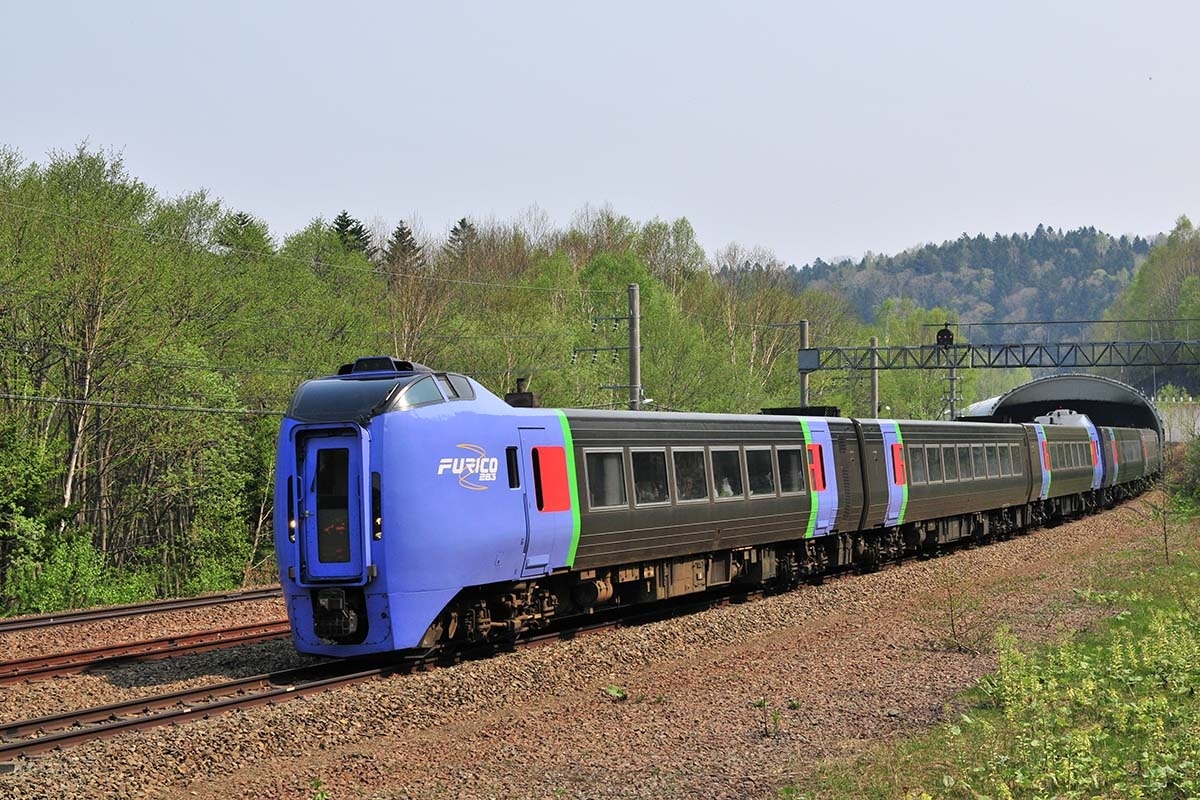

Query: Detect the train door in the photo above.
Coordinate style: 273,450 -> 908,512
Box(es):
299,434 -> 367,582
877,420 -> 908,527
517,427 -> 574,578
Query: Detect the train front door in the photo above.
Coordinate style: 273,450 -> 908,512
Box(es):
299,434 -> 366,582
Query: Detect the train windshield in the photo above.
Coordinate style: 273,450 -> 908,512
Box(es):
287,376 -> 421,422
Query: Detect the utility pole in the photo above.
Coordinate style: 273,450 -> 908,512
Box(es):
573,283 -> 643,410
800,319 -> 810,407
869,336 -> 879,416
628,283 -> 641,411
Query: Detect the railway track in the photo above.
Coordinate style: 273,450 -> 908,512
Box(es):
0,587 -> 281,634
0,660 -> 388,761
0,592 -> 748,762
0,519 -> 1094,764
0,620 -> 291,684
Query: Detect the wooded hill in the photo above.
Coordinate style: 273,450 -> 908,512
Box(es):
785,226 -> 1154,338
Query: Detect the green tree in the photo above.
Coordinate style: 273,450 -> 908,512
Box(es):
444,217 -> 479,270
331,210 -> 372,256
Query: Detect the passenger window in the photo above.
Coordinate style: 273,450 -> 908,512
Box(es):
908,445 -> 927,484
986,445 -> 1000,477
395,376 -> 444,409
942,445 -> 958,481
807,444 -> 827,492
746,448 -> 776,497
972,444 -> 987,478
585,450 -> 626,509
958,445 -> 973,480
673,449 -> 709,502
712,448 -> 744,499
999,444 -> 1013,476
890,443 -> 907,485
1010,444 -> 1023,475
926,445 -> 943,482
631,450 -> 670,505
778,448 -> 806,494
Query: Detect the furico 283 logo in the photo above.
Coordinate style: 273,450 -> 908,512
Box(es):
436,444 -> 499,490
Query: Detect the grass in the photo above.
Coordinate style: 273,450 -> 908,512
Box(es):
785,528 -> 1200,799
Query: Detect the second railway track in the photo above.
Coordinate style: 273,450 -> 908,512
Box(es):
0,620 -> 292,684
0,587 -> 282,634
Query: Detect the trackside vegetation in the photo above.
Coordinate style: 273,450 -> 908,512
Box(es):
785,529 -> 1200,799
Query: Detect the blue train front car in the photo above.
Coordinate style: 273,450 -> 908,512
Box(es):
274,357 -> 576,657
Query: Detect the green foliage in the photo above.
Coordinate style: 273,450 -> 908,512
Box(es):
2,524 -> 153,613
331,209 -> 371,256
603,684 -> 628,701
788,547 -> 1200,800
1103,215 -> 1200,392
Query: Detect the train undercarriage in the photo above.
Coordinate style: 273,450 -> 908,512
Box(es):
313,477 -> 1156,651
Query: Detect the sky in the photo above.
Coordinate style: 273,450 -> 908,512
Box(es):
4,1 -> 1199,266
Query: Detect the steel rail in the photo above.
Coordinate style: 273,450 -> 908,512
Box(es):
0,620 -> 291,684
0,662 -> 389,761
0,588 -> 282,634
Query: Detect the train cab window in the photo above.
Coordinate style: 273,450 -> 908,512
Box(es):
447,374 -> 476,400
585,450 -> 627,509
942,445 -> 958,481
908,445 -> 927,484
394,376 -> 444,410
926,445 -> 943,483
986,445 -> 1000,477
746,448 -> 776,497
999,444 -> 1013,476
890,443 -> 907,485
712,448 -> 744,499
673,449 -> 709,502
631,450 -> 670,506
778,447 -> 807,494
807,444 -> 827,493
972,444 -> 987,478
958,445 -> 973,481
315,448 -> 351,564
1010,444 -> 1023,475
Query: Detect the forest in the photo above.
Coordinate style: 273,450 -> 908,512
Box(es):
787,225 -> 1153,335
0,144 -> 1187,613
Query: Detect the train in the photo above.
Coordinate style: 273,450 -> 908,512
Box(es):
273,356 -> 1161,658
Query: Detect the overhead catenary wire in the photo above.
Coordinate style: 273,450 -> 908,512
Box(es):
0,392 -> 282,416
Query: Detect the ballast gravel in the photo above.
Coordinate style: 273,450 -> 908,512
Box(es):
0,499 -> 1174,800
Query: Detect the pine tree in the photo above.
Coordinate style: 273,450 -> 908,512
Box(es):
331,210 -> 372,256
443,217 -> 478,268
384,221 -> 425,270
